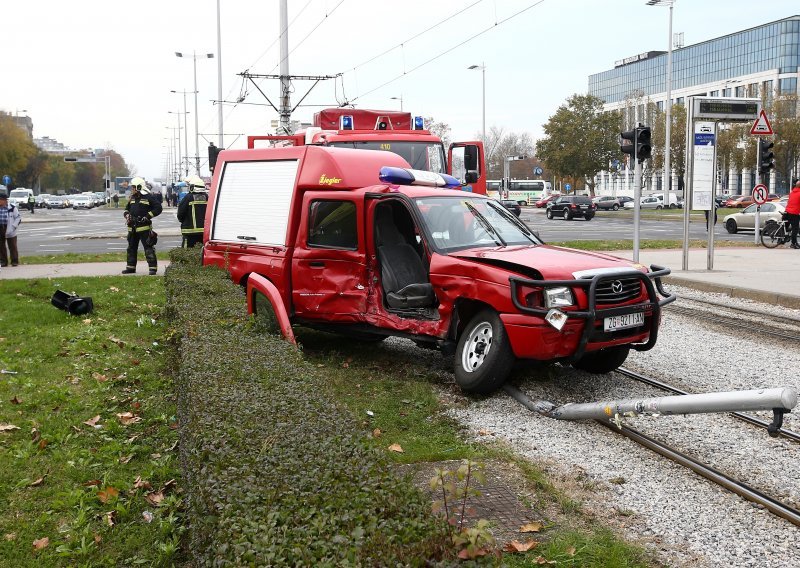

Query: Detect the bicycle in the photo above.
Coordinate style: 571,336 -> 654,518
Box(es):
761,214 -> 792,248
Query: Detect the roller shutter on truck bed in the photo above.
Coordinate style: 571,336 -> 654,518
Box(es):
212,159 -> 300,245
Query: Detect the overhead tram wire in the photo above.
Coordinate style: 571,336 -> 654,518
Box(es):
348,0 -> 546,104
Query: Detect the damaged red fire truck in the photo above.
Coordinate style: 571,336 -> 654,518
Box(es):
201,110 -> 677,394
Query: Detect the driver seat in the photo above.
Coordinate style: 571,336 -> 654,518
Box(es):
374,206 -> 435,309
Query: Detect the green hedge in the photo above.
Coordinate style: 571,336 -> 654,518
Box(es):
165,249 -> 449,566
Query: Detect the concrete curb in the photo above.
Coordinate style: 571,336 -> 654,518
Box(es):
664,275 -> 800,310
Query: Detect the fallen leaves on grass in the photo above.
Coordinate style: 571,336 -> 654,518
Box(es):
104,511 -> 115,527
0,424 -> 20,432
144,491 -> 164,506
4,533 -> 16,541
387,443 -> 404,453
29,476 -> 46,487
519,521 -> 544,533
132,476 -> 152,491
92,372 -> 108,383
97,486 -> 119,504
503,539 -> 538,553
108,336 -> 126,348
10,395 -> 22,405
372,428 -> 381,438
32,537 -> 49,550
83,415 -> 102,428
116,412 -> 141,426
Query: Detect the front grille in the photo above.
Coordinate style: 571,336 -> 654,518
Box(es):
595,277 -> 642,304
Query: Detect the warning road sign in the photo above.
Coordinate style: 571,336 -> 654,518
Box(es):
750,110 -> 773,135
752,184 -> 768,205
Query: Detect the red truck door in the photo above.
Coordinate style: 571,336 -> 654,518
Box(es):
291,193 -> 369,319
448,141 -> 486,195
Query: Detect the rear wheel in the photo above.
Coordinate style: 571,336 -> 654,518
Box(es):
572,346 -> 630,374
584,214 -> 595,221
546,209 -> 554,220
454,309 -> 514,394
612,204 -> 619,211
725,219 -> 738,234
656,205 -> 663,210
761,221 -> 782,248
565,209 -> 573,220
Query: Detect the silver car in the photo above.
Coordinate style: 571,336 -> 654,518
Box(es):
623,196 -> 664,210
723,202 -> 786,233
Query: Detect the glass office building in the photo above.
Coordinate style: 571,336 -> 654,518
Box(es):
588,16 -> 800,195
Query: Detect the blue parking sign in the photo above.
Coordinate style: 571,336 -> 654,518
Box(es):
2,175 -> 11,186
565,183 -> 571,192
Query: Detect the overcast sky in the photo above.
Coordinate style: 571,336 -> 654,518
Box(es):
4,0 -> 797,181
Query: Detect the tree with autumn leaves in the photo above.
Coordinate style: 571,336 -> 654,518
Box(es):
0,113 -> 132,192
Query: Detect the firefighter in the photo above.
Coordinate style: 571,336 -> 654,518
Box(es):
176,175 -> 208,248
122,177 -> 162,275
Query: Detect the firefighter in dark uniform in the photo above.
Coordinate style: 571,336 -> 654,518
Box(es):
176,175 -> 208,248
122,177 -> 162,275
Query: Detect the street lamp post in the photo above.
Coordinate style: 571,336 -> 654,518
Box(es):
216,0 -> 224,148
176,51 -> 214,176
171,90 -> 193,177
168,111 -> 185,180
390,95 -> 403,111
468,63 -> 486,142
647,0 -> 675,206
504,155 -> 527,199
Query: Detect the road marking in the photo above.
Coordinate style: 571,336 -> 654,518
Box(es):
39,249 -> 65,252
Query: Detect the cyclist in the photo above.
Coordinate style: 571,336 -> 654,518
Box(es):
787,178 -> 800,249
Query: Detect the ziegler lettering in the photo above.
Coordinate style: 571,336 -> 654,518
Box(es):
319,174 -> 342,186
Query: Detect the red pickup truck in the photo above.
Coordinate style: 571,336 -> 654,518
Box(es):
202,145 -> 675,393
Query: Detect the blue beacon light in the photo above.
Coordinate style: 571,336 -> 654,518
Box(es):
379,167 -> 462,189
339,115 -> 354,130
413,116 -> 425,130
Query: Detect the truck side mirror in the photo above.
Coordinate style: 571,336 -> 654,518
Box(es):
208,143 -> 221,174
464,145 -> 478,172
465,171 -> 479,184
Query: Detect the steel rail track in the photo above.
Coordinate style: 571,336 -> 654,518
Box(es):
504,384 -> 800,528
616,367 -> 800,443
667,304 -> 800,342
677,294 -> 800,326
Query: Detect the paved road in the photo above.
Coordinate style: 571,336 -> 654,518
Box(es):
15,206 -> 182,255
14,203 -> 756,257
520,206 -> 756,244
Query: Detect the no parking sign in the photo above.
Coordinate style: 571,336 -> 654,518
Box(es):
752,184 -> 768,205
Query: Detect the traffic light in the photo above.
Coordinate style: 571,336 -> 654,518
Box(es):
758,138 -> 775,175
619,126 -> 651,162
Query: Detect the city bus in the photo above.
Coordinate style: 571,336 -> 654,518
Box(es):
487,179 -> 553,204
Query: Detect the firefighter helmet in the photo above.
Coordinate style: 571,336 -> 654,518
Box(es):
130,177 -> 150,194
185,175 -> 206,190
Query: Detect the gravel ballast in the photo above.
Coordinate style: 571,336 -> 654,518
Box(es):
447,285 -> 800,568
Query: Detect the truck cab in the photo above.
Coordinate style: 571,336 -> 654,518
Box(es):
203,145 -> 675,393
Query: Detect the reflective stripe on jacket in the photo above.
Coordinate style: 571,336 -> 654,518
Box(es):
124,194 -> 163,232
176,191 -> 208,235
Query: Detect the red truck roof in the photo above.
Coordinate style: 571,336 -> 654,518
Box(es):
314,108 -> 412,130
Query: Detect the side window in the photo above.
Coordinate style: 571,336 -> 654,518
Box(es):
307,200 -> 358,249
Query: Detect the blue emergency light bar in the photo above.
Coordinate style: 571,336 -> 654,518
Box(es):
413,116 -> 425,130
379,166 -> 461,189
339,115 -> 354,130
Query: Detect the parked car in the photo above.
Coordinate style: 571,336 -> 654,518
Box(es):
624,196 -> 664,210
499,199 -> 521,217
534,193 -> 560,208
724,195 -> 754,208
616,196 -> 635,207
593,196 -> 621,211
653,194 -> 681,208
723,202 -> 786,233
72,195 -> 94,209
768,193 -> 780,201
546,195 -> 596,220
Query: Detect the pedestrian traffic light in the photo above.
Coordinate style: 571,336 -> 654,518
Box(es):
636,126 -> 652,161
758,138 -> 775,175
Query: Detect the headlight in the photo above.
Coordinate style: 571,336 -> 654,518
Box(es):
544,286 -> 574,308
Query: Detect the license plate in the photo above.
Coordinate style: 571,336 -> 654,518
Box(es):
604,312 -> 644,331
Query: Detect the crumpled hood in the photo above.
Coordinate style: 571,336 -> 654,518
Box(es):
453,245 -> 646,280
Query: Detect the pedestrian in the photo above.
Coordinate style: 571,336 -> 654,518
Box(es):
122,177 -> 162,275
786,178 -> 800,249
176,175 -> 208,248
0,191 -> 22,267
704,202 -> 718,230
112,192 -> 120,208
27,192 -> 35,214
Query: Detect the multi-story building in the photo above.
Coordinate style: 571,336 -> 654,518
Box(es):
589,15 -> 800,196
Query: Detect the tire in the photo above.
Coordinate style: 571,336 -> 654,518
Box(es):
761,221 -> 782,248
725,219 -> 738,234
454,309 -> 514,394
565,210 -> 573,221
546,209 -> 554,220
612,204 -> 619,211
572,346 -> 630,374
655,205 -> 663,210
584,214 -> 595,221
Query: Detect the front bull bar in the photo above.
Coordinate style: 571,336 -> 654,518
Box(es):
509,264 -> 677,362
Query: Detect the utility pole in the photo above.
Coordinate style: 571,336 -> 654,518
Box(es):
216,0 -> 224,148
279,0 -> 291,134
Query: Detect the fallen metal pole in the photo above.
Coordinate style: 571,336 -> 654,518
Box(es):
504,385 -> 797,437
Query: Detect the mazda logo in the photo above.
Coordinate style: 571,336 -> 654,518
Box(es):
611,280 -> 623,294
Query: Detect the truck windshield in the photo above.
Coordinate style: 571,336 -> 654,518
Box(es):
10,190 -> 28,197
328,141 -> 446,173
414,196 -> 541,252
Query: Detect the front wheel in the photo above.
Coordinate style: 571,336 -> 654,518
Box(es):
454,309 -> 514,394
655,205 -> 663,210
546,209 -> 554,220
761,221 -> 783,248
565,210 -> 573,221
572,346 -> 630,374
612,204 -> 619,211
584,214 -> 595,221
725,219 -> 738,234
